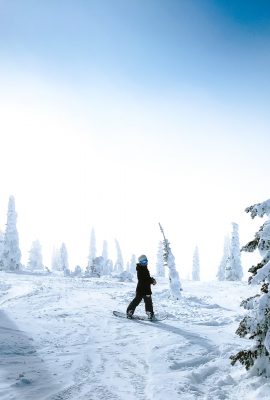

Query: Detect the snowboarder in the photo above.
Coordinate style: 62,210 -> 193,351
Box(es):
126,255 -> 156,320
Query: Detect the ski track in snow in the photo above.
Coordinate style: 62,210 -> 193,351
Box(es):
0,273 -> 269,400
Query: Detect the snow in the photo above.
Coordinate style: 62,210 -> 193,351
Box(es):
1,273 -> 270,400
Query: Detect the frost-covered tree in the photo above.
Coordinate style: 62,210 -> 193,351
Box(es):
59,243 -> 70,276
156,241 -> 165,277
126,261 -> 130,272
129,254 -> 136,275
114,239 -> 124,273
87,228 -> 96,270
159,223 -> 182,299
192,246 -> 200,281
101,240 -> 108,267
98,240 -> 109,275
27,240 -> 44,271
0,196 -> 21,271
105,259 -> 113,275
225,222 -> 243,281
102,258 -> 113,275
0,230 -> 4,265
73,265 -> 82,277
231,222 -> 243,280
217,235 -> 230,281
85,256 -> 101,277
230,199 -> 270,376
93,256 -> 103,276
51,246 -> 61,271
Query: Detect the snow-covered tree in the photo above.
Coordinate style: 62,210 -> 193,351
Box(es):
59,243 -> 70,276
98,240 -> 111,275
230,199 -> 270,376
51,246 -> 61,271
0,230 -> 4,265
126,261 -> 130,272
129,254 -> 136,275
231,222 -> 243,280
0,196 -> 21,271
87,228 -> 96,271
192,246 -> 200,281
85,256 -> 101,277
72,265 -> 82,277
105,259 -> 113,275
93,256 -> 103,276
159,223 -> 182,299
217,235 -> 230,281
156,241 -> 165,277
225,222 -> 243,281
101,240 -> 108,271
114,239 -> 124,273
27,240 -> 44,271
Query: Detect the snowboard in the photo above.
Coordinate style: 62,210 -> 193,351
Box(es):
113,310 -> 167,321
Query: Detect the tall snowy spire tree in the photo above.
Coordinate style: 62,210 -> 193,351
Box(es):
225,222 -> 243,281
129,254 -> 136,275
114,239 -> 124,273
0,196 -> 21,271
192,246 -> 200,281
159,223 -> 182,299
87,228 -> 96,271
51,246 -> 61,271
230,199 -> 270,376
156,241 -> 165,277
0,230 -> 4,266
102,240 -> 108,265
217,235 -> 230,281
59,243 -> 70,276
101,240 -> 110,275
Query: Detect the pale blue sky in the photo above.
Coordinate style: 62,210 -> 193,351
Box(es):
0,1 -> 270,278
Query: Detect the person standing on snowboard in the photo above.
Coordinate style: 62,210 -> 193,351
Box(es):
126,254 -> 156,320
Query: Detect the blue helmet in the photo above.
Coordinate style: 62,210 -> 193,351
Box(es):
138,255 -> 148,266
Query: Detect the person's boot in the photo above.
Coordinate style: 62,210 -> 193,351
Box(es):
146,311 -> 155,320
127,310 -> 134,319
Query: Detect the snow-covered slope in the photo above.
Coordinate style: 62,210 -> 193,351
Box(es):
0,272 -> 269,400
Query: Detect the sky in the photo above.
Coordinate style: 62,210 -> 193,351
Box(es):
1,0 -> 270,279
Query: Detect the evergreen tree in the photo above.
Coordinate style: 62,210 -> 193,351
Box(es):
51,246 -> 61,271
225,222 -> 243,281
105,259 -> 113,275
73,265 -> 82,277
27,240 -> 44,271
114,239 -> 124,273
87,228 -> 96,271
217,235 -> 230,281
102,240 -> 108,264
129,254 -> 136,275
230,199 -> 270,376
156,241 -> 165,277
192,246 -> 200,281
93,256 -> 103,276
0,230 -> 4,268
100,240 -> 109,275
85,256 -> 101,277
0,196 -> 21,271
159,223 -> 182,299
230,222 -> 243,280
59,243 -> 70,276
126,261 -> 130,272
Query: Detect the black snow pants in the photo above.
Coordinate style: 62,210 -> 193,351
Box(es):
126,293 -> 154,315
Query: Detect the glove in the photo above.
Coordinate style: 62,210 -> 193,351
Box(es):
151,278 -> 157,285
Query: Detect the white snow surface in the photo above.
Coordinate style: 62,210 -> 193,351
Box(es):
1,273 -> 270,400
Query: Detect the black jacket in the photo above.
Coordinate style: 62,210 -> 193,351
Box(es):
136,263 -> 155,295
